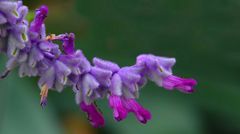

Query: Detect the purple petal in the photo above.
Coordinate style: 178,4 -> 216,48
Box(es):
55,61 -> 71,85
118,66 -> 141,90
0,13 -> 7,24
136,54 -> 176,86
28,46 -> 44,67
17,5 -> 28,20
39,41 -> 56,52
122,98 -> 151,124
93,57 -> 120,73
110,73 -> 122,96
0,1 -> 19,23
109,95 -> 128,121
19,59 -> 38,77
38,66 -> 55,88
29,5 -> 48,33
81,74 -> 100,104
162,75 -> 197,93
90,66 -> 112,87
80,102 -> 105,127
62,33 -> 75,55
55,60 -> 71,76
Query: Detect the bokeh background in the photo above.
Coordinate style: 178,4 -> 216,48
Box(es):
0,0 -> 240,134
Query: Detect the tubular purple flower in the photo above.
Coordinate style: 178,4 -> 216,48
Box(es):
29,5 -> 48,33
110,73 -> 122,96
118,66 -> 144,98
136,54 -> 176,86
80,102 -> 105,128
62,33 -> 75,55
109,95 -> 128,121
54,33 -> 91,75
162,75 -> 197,93
122,98 -> 151,124
136,54 -> 197,93
79,73 -> 100,104
38,60 -> 71,92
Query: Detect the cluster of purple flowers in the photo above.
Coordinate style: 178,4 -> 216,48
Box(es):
0,0 -> 197,127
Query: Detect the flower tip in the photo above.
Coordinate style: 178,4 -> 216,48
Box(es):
122,99 -> 152,124
38,5 -> 48,16
0,70 -> 10,80
109,95 -> 128,122
80,102 -> 105,127
136,107 -> 152,124
163,75 -> 197,93
113,108 -> 128,122
40,97 -> 47,108
40,84 -> 49,108
91,115 -> 105,128
69,33 -> 75,39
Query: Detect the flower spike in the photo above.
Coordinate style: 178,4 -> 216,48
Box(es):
0,1 -> 197,127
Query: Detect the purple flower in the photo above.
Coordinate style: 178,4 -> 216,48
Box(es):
136,54 -> 176,86
162,75 -> 197,93
90,66 -> 112,87
109,73 -> 122,96
38,59 -> 71,91
136,54 -> 197,92
122,98 -> 151,124
0,3 -> 198,127
0,1 -> 20,24
62,33 -> 75,55
29,5 -> 48,33
0,1 -> 28,55
0,1 -> 29,79
118,65 -> 146,98
76,73 -> 100,104
109,95 -> 128,121
93,58 -> 151,123
109,95 -> 151,124
92,58 -> 143,98
80,102 -> 105,128
16,4 -> 50,78
56,33 -> 91,75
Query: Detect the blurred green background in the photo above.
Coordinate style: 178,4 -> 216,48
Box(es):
0,0 -> 240,134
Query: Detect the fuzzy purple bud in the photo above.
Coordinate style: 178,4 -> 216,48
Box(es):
62,33 -> 75,55
30,5 -> 48,33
